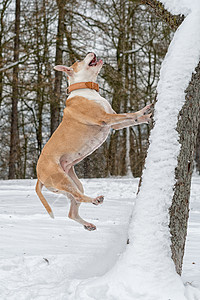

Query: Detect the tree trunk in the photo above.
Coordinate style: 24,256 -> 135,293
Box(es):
21,105 -> 27,179
108,1 -> 128,176
141,0 -> 198,275
0,0 -> 11,107
170,61 -> 200,275
50,0 -> 65,135
195,123 -> 200,174
8,0 -> 20,179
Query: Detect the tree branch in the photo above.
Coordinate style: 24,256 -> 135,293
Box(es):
141,0 -> 185,30
120,37 -> 155,56
0,50 -> 34,73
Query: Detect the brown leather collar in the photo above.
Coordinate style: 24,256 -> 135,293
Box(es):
67,82 -> 99,93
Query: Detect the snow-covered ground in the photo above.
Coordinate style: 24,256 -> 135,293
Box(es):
0,176 -> 199,299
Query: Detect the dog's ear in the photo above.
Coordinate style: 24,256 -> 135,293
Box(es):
54,65 -> 74,76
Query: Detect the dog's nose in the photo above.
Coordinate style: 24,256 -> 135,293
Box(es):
87,52 -> 96,58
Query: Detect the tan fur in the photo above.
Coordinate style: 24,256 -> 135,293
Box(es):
71,61 -> 83,72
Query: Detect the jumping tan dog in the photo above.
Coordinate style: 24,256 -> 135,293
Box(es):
35,52 -> 151,231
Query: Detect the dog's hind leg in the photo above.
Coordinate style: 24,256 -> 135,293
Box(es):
45,166 -> 103,205
68,195 -> 96,231
68,166 -> 84,193
67,167 -> 97,231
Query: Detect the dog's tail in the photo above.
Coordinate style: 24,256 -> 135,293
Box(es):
35,179 -> 54,218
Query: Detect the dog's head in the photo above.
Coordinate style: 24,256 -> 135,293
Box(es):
54,52 -> 103,84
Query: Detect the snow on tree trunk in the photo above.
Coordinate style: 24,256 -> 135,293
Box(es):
70,1 -> 200,299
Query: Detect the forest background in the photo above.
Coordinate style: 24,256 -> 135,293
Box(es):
0,0 -> 200,180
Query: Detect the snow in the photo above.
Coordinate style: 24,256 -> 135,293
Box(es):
0,176 -> 199,299
161,0 -> 200,15
0,178 -> 135,299
182,175 -> 200,288
1,1 -> 200,299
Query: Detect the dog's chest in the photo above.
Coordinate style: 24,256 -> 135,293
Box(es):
68,91 -> 114,113
92,97 -> 113,113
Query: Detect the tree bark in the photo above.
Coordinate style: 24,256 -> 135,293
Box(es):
170,61 -> 200,275
50,0 -> 65,135
195,124 -> 200,174
0,1 -> 9,107
141,0 -> 184,30
8,0 -> 20,179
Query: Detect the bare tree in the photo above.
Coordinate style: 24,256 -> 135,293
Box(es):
50,0 -> 65,135
0,0 -> 11,107
8,0 -> 21,179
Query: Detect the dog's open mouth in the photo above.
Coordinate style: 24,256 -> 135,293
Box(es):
89,54 -> 98,66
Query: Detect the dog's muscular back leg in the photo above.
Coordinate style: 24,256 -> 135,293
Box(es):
36,165 -> 104,218
44,166 -> 100,203
67,167 -> 97,231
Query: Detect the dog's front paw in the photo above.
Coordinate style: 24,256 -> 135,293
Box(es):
84,223 -> 96,231
138,113 -> 152,124
140,104 -> 152,116
92,195 -> 104,205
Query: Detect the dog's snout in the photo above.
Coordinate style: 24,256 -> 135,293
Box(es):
87,52 -> 96,58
